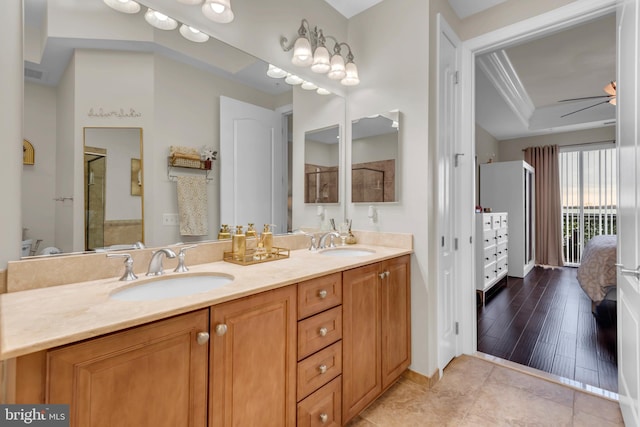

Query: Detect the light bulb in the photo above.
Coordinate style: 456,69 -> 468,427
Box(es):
202,0 -> 234,23
144,8 -> 178,30
311,45 -> 331,73
292,37 -> 313,67
179,24 -> 210,42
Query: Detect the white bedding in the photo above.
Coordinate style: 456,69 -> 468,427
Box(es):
577,235 -> 617,303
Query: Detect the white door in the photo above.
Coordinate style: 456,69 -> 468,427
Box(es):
437,15 -> 461,370
220,96 -> 286,234
616,0 -> 640,424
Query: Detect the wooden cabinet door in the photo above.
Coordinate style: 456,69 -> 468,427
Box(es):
47,310 -> 209,427
381,255 -> 411,389
209,286 -> 296,427
342,263 -> 382,424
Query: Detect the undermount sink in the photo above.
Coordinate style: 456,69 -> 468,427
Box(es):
319,247 -> 376,257
110,273 -> 234,301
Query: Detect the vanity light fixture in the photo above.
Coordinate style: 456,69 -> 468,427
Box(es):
103,0 -> 141,14
284,74 -> 304,85
267,64 -> 288,78
301,81 -> 318,91
179,24 -> 210,42
144,8 -> 178,30
202,0 -> 235,24
281,19 -> 360,86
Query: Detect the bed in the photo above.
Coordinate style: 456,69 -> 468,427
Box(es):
577,234 -> 617,304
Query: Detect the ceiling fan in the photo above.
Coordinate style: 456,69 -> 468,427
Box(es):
558,81 -> 616,118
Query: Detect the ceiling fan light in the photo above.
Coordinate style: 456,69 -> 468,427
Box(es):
103,0 -> 141,14
604,81 -> 617,96
179,24 -> 210,42
202,0 -> 234,23
266,64 -> 288,78
144,8 -> 178,30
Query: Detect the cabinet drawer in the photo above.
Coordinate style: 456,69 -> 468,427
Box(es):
492,216 -> 501,229
298,306 -> 342,360
481,216 -> 492,231
500,215 -> 508,228
496,242 -> 508,258
497,228 -> 508,244
482,247 -> 496,265
297,341 -> 342,401
484,262 -> 497,283
297,376 -> 342,427
497,258 -> 508,275
482,230 -> 497,248
298,273 -> 342,320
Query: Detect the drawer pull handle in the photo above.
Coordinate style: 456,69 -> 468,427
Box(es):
319,327 -> 328,337
319,413 -> 329,423
318,289 -> 328,299
215,324 -> 228,336
318,364 -> 328,374
379,272 -> 386,279
196,331 -> 210,345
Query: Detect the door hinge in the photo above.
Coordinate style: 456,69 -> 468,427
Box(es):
453,71 -> 459,84
470,236 -> 473,244
454,238 -> 458,250
455,322 -> 459,335
441,236 -> 445,247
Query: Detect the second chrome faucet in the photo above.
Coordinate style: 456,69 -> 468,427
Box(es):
146,248 -> 177,276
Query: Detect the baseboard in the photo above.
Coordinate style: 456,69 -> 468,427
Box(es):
402,367 -> 440,389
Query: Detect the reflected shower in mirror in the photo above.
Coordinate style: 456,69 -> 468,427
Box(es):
351,111 -> 399,203
84,127 -> 143,251
304,124 -> 340,204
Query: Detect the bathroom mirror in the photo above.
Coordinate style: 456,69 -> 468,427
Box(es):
351,111 -> 399,203
304,125 -> 340,204
20,0 -> 346,258
84,127 -> 143,251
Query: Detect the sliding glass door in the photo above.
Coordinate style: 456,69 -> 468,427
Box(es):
559,145 -> 617,265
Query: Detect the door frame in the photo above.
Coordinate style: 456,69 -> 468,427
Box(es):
456,0 -> 617,355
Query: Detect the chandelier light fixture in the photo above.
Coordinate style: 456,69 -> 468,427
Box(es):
280,19 -> 360,87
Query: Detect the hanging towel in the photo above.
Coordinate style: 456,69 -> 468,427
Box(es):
176,175 -> 208,236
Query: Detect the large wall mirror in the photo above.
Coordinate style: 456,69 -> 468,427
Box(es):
84,127 -> 143,251
304,125 -> 340,204
20,0 -> 345,258
351,111 -> 399,203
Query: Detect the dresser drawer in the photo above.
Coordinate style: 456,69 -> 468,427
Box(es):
483,247 -> 496,265
297,341 -> 342,401
297,376 -> 342,427
298,273 -> 342,320
482,230 -> 497,248
298,306 -> 342,360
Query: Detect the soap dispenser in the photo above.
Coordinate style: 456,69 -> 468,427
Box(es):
232,225 -> 246,261
246,223 -> 257,238
218,224 -> 231,240
262,224 -> 273,256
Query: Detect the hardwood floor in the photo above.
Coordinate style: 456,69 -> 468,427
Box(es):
477,266 -> 618,392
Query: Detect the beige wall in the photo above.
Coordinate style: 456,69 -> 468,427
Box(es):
499,126 -> 616,161
476,125 -> 501,204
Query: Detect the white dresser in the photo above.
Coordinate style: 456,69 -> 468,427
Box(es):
476,212 -> 509,305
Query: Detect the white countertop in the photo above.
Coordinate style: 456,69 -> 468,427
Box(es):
0,245 -> 411,360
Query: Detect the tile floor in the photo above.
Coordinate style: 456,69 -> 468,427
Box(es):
347,354 -> 623,426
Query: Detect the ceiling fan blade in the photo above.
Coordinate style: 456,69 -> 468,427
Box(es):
561,99 -> 612,118
558,95 -> 613,102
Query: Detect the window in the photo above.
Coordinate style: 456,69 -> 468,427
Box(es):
559,145 -> 617,265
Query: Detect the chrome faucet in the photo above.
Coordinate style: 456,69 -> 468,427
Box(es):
146,248 -> 177,276
318,231 -> 340,249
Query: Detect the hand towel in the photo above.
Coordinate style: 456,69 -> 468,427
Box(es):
170,145 -> 200,157
176,175 -> 208,236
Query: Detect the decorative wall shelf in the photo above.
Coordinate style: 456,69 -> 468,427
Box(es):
167,156 -> 213,182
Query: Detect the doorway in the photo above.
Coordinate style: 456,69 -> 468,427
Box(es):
455,0 -> 618,377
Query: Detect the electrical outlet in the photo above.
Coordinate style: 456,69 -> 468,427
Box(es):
162,213 -> 179,226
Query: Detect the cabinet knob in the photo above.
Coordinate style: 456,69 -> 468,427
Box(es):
379,272 -> 386,279
318,327 -> 328,337
215,324 -> 228,336
196,331 -> 210,345
319,413 -> 329,423
318,364 -> 328,374
318,289 -> 328,299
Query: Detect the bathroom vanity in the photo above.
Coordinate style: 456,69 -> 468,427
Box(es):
1,236 -> 411,427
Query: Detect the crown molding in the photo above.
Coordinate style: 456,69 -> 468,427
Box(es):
476,49 -> 534,128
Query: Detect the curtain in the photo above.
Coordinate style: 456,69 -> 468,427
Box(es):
524,145 -> 564,267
